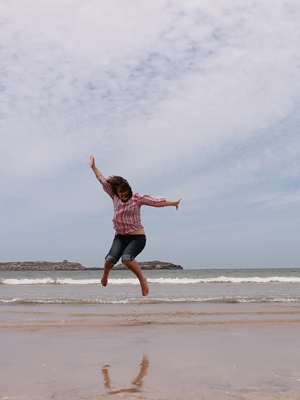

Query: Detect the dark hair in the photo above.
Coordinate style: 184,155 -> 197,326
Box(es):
107,175 -> 133,199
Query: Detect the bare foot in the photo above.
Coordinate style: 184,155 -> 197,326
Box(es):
141,278 -> 149,296
101,275 -> 108,287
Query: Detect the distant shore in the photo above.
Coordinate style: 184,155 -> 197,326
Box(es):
0,260 -> 183,271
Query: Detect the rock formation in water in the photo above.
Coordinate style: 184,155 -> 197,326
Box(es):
0,260 -> 85,271
0,260 -> 183,270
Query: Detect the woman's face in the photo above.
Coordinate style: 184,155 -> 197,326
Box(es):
117,188 -> 130,202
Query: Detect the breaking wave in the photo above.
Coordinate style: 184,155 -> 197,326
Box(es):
2,276 -> 300,285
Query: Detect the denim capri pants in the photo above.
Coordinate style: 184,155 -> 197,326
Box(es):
105,234 -> 146,265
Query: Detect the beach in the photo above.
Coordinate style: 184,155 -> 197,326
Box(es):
1,301 -> 300,400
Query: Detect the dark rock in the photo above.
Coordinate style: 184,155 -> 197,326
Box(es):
0,260 -> 85,271
114,260 -> 183,270
0,260 -> 183,271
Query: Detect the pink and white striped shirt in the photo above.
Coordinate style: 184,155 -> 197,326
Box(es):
97,173 -> 166,235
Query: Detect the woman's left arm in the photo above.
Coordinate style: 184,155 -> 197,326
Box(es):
164,198 -> 182,210
136,194 -> 181,210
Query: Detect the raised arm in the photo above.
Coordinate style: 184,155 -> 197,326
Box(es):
89,155 -> 102,178
89,155 -> 114,198
164,198 -> 182,210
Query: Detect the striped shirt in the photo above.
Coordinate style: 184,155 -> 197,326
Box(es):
97,173 -> 166,235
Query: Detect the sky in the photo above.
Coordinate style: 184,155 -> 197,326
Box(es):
1,0 -> 300,269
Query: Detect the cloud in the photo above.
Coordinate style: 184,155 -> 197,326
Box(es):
1,0 -> 300,267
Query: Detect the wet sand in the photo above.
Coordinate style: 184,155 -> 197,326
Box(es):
1,302 -> 300,400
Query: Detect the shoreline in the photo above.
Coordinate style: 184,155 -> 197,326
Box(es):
1,302 -> 300,400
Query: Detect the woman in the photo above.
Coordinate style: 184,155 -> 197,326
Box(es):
89,155 -> 181,296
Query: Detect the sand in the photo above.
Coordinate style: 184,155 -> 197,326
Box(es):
1,302 -> 300,400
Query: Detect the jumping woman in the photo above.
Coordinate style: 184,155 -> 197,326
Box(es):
89,155 -> 181,296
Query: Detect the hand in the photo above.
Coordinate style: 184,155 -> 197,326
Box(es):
164,198 -> 182,209
89,155 -> 95,168
175,198 -> 182,210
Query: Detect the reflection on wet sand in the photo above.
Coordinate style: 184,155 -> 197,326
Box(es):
101,355 -> 149,394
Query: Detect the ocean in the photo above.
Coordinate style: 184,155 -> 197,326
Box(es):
1,268 -> 300,305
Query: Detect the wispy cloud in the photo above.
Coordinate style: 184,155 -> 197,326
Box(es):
1,0 -> 300,267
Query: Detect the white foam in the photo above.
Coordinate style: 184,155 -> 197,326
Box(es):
3,278 -> 54,285
147,276 -> 300,284
2,276 -> 300,285
56,278 -> 101,285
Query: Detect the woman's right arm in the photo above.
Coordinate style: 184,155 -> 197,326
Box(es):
89,155 -> 114,198
89,155 -> 102,178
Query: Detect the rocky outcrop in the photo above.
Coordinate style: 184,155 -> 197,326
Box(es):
0,260 -> 85,271
114,260 -> 183,270
0,260 -> 183,271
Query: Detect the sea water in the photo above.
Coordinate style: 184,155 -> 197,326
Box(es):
1,268 -> 300,305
